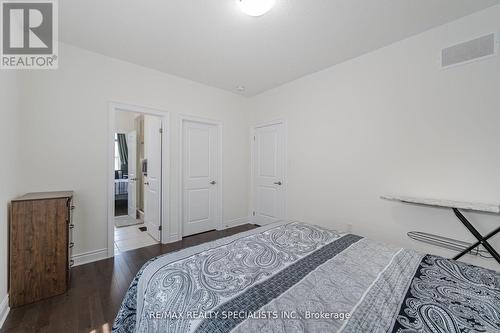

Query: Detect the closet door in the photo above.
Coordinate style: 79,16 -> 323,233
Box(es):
253,122 -> 286,225
182,120 -> 219,236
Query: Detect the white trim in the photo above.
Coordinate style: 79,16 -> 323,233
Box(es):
108,102 -> 171,259
224,217 -> 251,228
253,119 -> 287,129
166,233 -> 181,243
71,248 -> 108,266
179,114 -> 224,238
250,119 -> 288,224
0,294 -> 9,329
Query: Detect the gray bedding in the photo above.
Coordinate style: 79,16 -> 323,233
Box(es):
112,221 -> 500,333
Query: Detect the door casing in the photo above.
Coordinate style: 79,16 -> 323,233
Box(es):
107,102 -> 170,258
127,130 -> 137,218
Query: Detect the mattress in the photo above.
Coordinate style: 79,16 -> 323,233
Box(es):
112,221 -> 500,333
115,179 -> 129,196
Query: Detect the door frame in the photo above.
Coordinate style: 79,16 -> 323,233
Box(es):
127,130 -> 137,219
250,119 -> 287,225
107,102 -> 171,258
179,114 -> 224,237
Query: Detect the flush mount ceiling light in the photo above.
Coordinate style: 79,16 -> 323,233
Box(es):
237,0 -> 276,16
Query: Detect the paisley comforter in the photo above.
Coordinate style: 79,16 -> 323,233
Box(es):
113,221 -> 500,333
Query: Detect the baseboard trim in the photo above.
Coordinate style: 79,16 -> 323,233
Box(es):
72,248 -> 108,266
161,218 -> 252,244
164,234 -> 181,244
0,294 -> 9,329
224,217 -> 251,228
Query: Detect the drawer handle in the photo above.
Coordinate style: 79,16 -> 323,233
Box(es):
70,259 -> 74,267
69,242 -> 74,248
69,224 -> 75,229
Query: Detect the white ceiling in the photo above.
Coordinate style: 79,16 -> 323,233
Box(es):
59,0 -> 499,96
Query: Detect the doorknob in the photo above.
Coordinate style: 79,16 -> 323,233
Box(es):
274,181 -> 282,186
210,181 -> 216,185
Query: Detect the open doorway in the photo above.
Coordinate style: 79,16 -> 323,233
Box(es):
111,108 -> 165,255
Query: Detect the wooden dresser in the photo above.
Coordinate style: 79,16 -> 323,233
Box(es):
9,191 -> 74,307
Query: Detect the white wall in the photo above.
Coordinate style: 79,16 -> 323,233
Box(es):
18,43 -> 250,261
9,5 -> 500,272
0,71 -> 20,322
248,6 -> 500,270
115,111 -> 139,133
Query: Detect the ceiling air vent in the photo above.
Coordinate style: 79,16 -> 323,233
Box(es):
441,32 -> 498,69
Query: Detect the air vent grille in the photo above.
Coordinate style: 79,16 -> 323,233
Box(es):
441,33 -> 497,68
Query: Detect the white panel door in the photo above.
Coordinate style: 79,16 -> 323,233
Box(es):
144,115 -> 162,241
253,123 -> 285,225
127,130 -> 137,218
182,120 -> 219,236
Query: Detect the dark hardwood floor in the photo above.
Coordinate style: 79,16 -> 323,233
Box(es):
114,200 -> 128,217
1,224 -> 258,333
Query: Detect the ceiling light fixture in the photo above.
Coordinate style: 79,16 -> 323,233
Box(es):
236,85 -> 246,92
237,0 -> 276,17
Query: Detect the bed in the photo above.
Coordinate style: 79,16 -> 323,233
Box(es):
112,221 -> 500,333
115,179 -> 129,202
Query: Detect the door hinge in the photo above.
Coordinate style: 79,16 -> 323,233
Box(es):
159,225 -> 162,231
252,211 -> 255,216
159,128 -> 163,134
